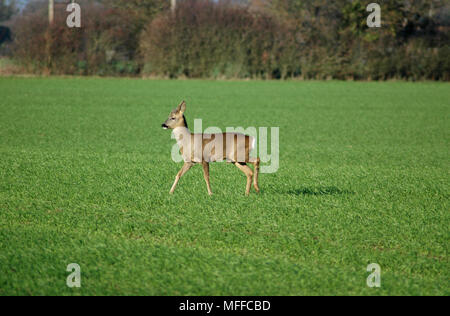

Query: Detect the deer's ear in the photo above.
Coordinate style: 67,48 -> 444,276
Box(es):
177,101 -> 186,114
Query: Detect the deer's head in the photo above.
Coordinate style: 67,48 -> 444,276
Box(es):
162,101 -> 188,130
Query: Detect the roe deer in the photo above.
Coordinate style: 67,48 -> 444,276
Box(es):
162,101 -> 260,196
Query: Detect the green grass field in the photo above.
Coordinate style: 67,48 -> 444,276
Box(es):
0,77 -> 448,296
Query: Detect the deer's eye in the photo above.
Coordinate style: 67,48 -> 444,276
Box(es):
171,118 -> 175,120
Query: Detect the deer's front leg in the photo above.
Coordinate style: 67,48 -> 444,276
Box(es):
170,162 -> 194,194
202,162 -> 213,196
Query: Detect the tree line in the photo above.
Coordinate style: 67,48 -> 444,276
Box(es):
1,0 -> 449,80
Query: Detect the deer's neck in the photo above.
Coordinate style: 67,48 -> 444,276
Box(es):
173,127 -> 192,145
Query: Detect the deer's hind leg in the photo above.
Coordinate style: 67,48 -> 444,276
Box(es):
234,162 -> 253,196
250,158 -> 260,193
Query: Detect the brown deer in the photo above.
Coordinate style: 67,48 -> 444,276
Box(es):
162,101 -> 260,196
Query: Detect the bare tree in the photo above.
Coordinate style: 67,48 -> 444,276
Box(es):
0,0 -> 18,22
48,0 -> 54,24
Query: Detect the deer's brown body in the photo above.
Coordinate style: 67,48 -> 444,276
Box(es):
162,101 -> 260,196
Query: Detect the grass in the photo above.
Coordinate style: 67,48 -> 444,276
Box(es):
0,77 -> 448,296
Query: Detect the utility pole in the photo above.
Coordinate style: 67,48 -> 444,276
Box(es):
49,0 -> 54,24
171,0 -> 176,12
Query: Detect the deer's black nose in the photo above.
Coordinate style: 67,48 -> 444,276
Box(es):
162,124 -> 168,129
